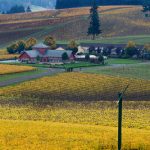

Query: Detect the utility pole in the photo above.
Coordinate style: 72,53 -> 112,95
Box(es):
118,85 -> 129,150
118,92 -> 123,150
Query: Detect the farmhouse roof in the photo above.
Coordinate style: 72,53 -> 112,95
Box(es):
32,43 -> 49,49
24,50 -> 72,58
56,47 -> 65,51
26,50 -> 39,57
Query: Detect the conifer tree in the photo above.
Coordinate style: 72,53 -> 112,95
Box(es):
26,6 -> 32,13
87,0 -> 101,40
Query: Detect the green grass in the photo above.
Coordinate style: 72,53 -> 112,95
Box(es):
83,63 -> 150,80
57,35 -> 150,45
0,68 -> 46,82
5,62 -> 102,69
51,62 -> 102,69
108,58 -> 142,64
79,35 -> 150,45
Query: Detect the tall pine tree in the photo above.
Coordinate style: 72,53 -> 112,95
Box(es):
88,0 -> 101,40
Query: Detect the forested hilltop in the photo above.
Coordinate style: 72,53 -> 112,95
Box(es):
56,0 -> 146,9
0,0 -> 56,12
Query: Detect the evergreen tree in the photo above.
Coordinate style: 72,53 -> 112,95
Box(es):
62,52 -> 69,61
26,6 -> 32,12
87,0 -> 102,40
7,5 -> 25,14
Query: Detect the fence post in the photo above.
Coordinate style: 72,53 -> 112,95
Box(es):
118,92 -> 123,150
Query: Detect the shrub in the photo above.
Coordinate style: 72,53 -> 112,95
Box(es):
68,40 -> 78,55
125,41 -> 138,57
62,52 -> 69,61
7,43 -> 18,54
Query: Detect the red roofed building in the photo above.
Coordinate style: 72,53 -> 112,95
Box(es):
19,43 -> 74,63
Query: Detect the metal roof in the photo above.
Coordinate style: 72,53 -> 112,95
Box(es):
24,50 -> 72,58
32,43 -> 50,49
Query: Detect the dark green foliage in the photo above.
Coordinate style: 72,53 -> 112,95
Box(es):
26,6 -> 32,13
7,44 -> 17,54
98,54 -> 104,64
7,5 -> 25,14
36,56 -> 41,62
56,0 -> 145,9
125,47 -> 138,57
62,52 -> 69,61
16,40 -> 26,54
85,54 -> 90,61
88,0 -> 101,40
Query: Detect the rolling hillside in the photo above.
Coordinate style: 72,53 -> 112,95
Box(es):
0,5 -> 150,48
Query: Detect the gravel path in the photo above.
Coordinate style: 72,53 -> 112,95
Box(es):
0,68 -> 64,87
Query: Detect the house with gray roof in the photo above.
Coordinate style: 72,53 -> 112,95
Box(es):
19,43 -> 74,63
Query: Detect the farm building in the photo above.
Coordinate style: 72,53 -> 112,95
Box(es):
19,43 -> 74,63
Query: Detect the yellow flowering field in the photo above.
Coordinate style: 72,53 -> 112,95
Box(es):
0,72 -> 150,103
0,64 -> 35,75
0,49 -> 19,60
0,120 -> 149,150
0,101 -> 149,150
0,54 -> 19,60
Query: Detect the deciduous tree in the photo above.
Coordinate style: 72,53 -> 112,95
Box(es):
68,40 -> 78,55
26,38 -> 37,50
44,36 -> 56,49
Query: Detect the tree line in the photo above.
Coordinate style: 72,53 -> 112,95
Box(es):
7,36 -> 79,55
2,5 -> 31,14
56,0 -> 148,9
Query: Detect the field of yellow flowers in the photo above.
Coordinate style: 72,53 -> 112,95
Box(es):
0,72 -> 150,149
0,54 -> 19,61
0,72 -> 150,104
0,64 -> 35,75
0,49 -> 19,60
0,101 -> 149,149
